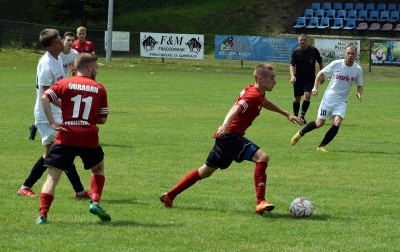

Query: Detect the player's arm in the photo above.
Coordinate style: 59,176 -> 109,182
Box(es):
96,117 -> 107,124
215,105 -> 241,138
41,85 -> 61,107
263,99 -> 303,125
41,95 -> 66,131
289,65 -> 296,84
318,61 -> 325,84
312,71 -> 325,96
356,86 -> 363,102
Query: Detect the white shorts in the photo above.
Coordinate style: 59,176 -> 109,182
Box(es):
317,99 -> 348,120
36,116 -> 62,146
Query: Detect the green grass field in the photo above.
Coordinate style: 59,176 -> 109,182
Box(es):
0,49 -> 399,251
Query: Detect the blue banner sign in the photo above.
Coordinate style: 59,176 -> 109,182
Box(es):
215,35 -> 298,62
371,40 -> 400,66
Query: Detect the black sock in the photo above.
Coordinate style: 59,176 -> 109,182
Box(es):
301,100 -> 310,117
64,164 -> 85,193
319,125 -> 339,147
22,156 -> 46,188
300,121 -> 317,136
293,102 -> 300,117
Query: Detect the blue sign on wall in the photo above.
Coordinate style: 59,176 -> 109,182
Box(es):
215,35 -> 298,62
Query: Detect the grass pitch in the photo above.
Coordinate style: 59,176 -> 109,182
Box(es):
0,49 -> 399,251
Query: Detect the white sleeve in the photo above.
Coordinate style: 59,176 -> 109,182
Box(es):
37,61 -> 53,87
321,60 -> 336,77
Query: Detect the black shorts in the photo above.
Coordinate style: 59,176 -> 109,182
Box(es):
293,79 -> 314,97
44,144 -> 104,171
205,133 -> 260,169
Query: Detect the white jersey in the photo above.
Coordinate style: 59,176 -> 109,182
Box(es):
34,51 -> 64,123
321,59 -> 363,105
59,49 -> 78,77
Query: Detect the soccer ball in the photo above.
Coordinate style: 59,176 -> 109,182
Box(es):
290,197 -> 313,218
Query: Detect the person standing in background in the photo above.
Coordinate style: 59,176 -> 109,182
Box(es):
72,26 -> 95,76
289,34 -> 324,124
60,31 -> 79,77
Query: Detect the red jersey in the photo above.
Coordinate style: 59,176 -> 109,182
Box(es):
73,40 -> 95,53
227,85 -> 265,136
44,76 -> 108,147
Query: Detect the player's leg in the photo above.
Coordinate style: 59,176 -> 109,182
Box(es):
317,103 -> 346,151
64,163 -> 91,199
18,123 -> 54,197
36,167 -> 63,224
250,147 -> 275,214
293,83 -> 304,117
83,146 -> 111,222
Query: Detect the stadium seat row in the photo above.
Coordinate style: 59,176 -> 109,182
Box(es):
303,9 -> 400,23
309,3 -> 400,14
294,17 -> 400,31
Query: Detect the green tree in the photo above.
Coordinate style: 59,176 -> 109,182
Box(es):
35,0 -> 109,27
0,0 -> 49,23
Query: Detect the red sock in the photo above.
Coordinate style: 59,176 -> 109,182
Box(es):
39,193 -> 54,217
90,175 -> 105,203
168,169 -> 202,200
254,162 -> 268,205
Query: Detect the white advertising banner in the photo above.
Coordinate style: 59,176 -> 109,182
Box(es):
315,39 -> 360,64
140,32 -> 204,59
104,31 -> 130,51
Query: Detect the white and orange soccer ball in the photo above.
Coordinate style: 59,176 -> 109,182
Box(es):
290,197 -> 314,218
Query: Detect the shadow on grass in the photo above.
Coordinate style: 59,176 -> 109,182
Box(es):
91,220 -> 183,228
261,212 -> 331,221
333,149 -> 399,155
102,198 -> 144,205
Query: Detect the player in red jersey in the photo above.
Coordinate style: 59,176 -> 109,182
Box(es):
35,53 -> 110,224
160,63 -> 304,215
71,26 -> 95,76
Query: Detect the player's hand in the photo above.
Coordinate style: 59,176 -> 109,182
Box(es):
214,125 -> 228,138
311,87 -> 318,96
288,115 -> 304,126
289,77 -> 296,84
356,93 -> 362,102
51,122 -> 67,131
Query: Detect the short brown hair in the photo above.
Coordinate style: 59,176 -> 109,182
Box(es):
253,63 -> 274,81
75,53 -> 97,70
64,31 -> 75,38
39,29 -> 59,48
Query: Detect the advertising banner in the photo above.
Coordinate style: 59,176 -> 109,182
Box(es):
140,32 -> 204,59
214,35 -> 298,62
370,40 -> 400,65
104,31 -> 130,51
314,39 -> 360,64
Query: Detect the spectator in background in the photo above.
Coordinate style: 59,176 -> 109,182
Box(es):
289,34 -> 324,124
72,26 -> 95,76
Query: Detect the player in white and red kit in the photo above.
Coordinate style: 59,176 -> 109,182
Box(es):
36,53 -> 110,224
291,45 -> 363,152
160,63 -> 303,215
71,26 -> 95,76
60,31 -> 79,77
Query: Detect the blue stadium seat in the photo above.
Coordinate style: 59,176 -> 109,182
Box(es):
311,2 -> 321,12
388,11 -> 399,22
322,2 -> 332,13
293,17 -> 306,28
326,9 -> 336,19
344,3 -> 354,12
306,17 -> 319,28
346,10 -> 356,20
317,17 -> 330,28
333,3 -> 343,12
366,10 -> 379,21
331,18 -> 343,29
378,11 -> 389,22
376,3 -> 386,12
343,18 -> 356,29
387,3 -> 397,13
356,10 -> 367,21
304,9 -> 314,19
315,9 -> 325,19
365,3 -> 375,13
355,3 -> 364,13
336,10 -> 346,19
